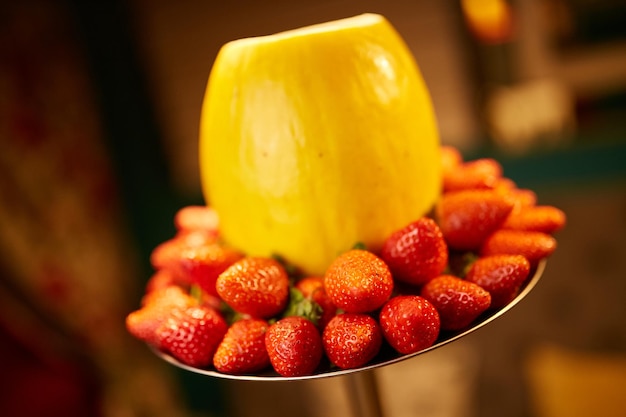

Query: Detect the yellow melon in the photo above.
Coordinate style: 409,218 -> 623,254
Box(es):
199,13 -> 441,275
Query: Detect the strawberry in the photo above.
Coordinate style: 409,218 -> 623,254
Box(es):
379,295 -> 440,355
174,205 -> 220,234
126,286 -> 195,345
420,275 -> 491,330
501,205 -> 566,234
506,188 -> 538,209
443,158 -> 503,192
480,229 -> 557,265
150,230 -> 243,295
145,269 -> 180,293
213,318 -> 270,375
265,316 -> 323,377
441,145 -> 463,175
216,257 -> 290,319
324,249 -> 394,314
176,243 -> 244,296
322,313 -> 382,370
150,230 -> 218,273
492,177 -> 517,193
295,277 -> 337,329
155,305 -> 228,368
151,236 -> 243,295
380,217 -> 448,286
151,238 -> 182,273
436,189 -> 514,251
493,179 -> 537,208
465,254 -> 531,308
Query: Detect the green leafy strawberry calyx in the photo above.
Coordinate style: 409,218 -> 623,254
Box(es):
281,287 -> 323,326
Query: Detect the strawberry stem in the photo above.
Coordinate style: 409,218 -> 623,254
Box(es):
190,284 -> 204,303
446,251 -> 479,277
219,302 -> 247,325
282,287 -> 323,326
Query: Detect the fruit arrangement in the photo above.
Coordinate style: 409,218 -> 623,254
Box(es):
126,147 -> 565,378
127,13 -> 565,379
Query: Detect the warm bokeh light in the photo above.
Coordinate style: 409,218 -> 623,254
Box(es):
461,0 -> 515,44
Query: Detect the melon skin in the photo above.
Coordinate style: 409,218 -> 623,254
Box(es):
199,14 -> 442,275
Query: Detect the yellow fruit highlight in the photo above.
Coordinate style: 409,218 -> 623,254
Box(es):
199,13 -> 441,275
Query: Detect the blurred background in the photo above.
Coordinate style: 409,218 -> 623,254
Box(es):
1,1 -> 625,417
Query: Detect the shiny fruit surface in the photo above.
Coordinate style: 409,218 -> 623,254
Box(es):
200,14 -> 441,275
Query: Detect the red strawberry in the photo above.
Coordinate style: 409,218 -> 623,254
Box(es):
324,249 -> 394,314
443,158 -> 503,192
441,145 -> 463,175
151,238 -> 182,273
465,254 -> 531,308
420,275 -> 491,330
437,189 -> 514,251
177,243 -> 244,295
501,205 -> 566,234
150,230 -> 218,273
145,269 -> 179,293
126,286 -> 195,345
379,295 -> 440,355
295,276 -> 337,329
156,305 -> 228,368
492,177 -> 517,193
151,237 -> 243,295
216,257 -> 290,319
507,188 -> 538,209
380,217 -> 448,286
480,230 -> 557,265
213,318 -> 270,375
322,313 -> 382,370
265,317 -> 323,377
174,205 -> 219,234
493,179 -> 537,208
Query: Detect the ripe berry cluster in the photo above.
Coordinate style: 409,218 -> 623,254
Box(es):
126,146 -> 565,377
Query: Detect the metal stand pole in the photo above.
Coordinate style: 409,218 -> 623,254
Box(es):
344,369 -> 385,417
